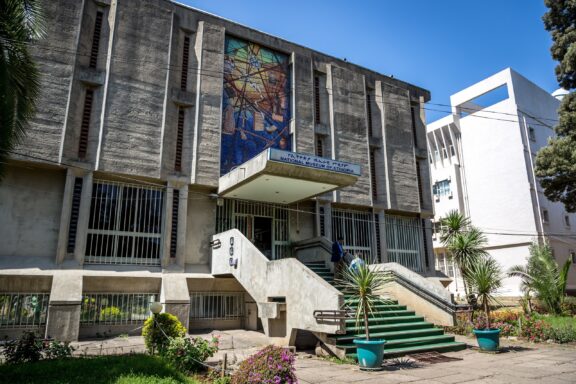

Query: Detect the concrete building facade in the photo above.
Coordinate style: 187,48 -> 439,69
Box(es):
428,68 -> 576,298
0,0 -> 438,344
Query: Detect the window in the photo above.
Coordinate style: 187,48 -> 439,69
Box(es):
85,181 -> 164,265
189,292 -> 244,320
332,208 -> 376,262
175,108 -> 185,171
564,215 -> 570,227
435,252 -> 456,278
433,179 -> 451,197
89,11 -> 103,69
370,150 -> 377,200
314,75 -> 321,125
366,90 -> 373,137
432,221 -> 442,239
529,127 -> 536,142
571,250 -> 576,264
385,215 -> 423,272
442,147 -> 448,159
80,293 -> 158,325
315,134 -> 324,157
542,209 -> 549,223
449,144 -> 456,157
78,89 -> 94,159
181,36 -> 190,90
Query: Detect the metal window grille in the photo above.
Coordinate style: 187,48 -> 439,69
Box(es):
67,177 -> 83,253
374,213 -> 382,262
175,108 -> 185,171
416,161 -> 424,206
80,293 -> 158,325
319,206 -> 326,237
78,89 -> 94,159
315,134 -> 323,157
0,293 -> 49,328
370,150 -> 377,200
314,75 -> 321,124
189,292 -> 244,320
385,215 -> 423,272
422,219 -> 430,269
181,36 -> 190,90
85,180 -> 164,265
216,199 -> 290,259
366,91 -> 373,137
411,105 -> 418,147
89,11 -> 103,68
432,179 -> 451,197
332,208 -> 376,262
170,190 -> 179,258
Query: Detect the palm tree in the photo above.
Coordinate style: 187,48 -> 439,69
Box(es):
0,0 -> 45,179
439,210 -> 488,298
337,264 -> 393,340
467,256 -> 503,329
508,242 -> 572,315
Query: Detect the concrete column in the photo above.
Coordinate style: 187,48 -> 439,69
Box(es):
176,185 -> 189,269
74,172 -> 93,265
45,271 -> 82,342
161,275 -> 190,330
55,169 -> 76,264
421,217 -> 434,274
377,210 -> 388,263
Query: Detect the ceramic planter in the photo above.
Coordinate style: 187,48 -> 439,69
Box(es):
353,338 -> 386,370
473,328 -> 501,351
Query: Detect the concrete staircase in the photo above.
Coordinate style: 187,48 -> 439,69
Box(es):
304,261 -> 466,359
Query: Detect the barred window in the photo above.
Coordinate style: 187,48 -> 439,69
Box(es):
0,293 -> 49,328
85,181 -> 164,265
189,292 -> 244,320
80,293 -> 158,325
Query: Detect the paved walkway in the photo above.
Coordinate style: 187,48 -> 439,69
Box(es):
70,332 -> 576,383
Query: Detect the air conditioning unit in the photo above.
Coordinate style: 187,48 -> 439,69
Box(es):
448,191 -> 453,199
434,194 -> 440,202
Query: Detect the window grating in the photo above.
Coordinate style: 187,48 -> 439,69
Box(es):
189,292 -> 244,320
80,293 -> 158,325
89,11 -> 103,69
170,190 -> 179,258
332,208 -> 376,262
370,150 -> 377,200
366,91 -> 373,137
78,89 -> 94,159
0,293 -> 49,328
422,219 -> 429,268
374,214 -> 382,262
416,161 -> 424,206
314,75 -> 321,124
385,215 -> 422,272
181,36 -> 190,91
67,177 -> 83,253
315,134 -> 323,157
85,180 -> 164,265
175,108 -> 185,172
319,206 -> 326,237
411,105 -> 418,147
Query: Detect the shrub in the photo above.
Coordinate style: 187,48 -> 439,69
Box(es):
231,345 -> 297,384
544,323 -> 576,343
163,336 -> 219,373
519,315 -> 550,342
2,331 -> 75,364
142,313 -> 186,354
561,296 -> 576,315
100,306 -> 125,322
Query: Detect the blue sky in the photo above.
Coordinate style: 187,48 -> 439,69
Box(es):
181,0 -> 558,122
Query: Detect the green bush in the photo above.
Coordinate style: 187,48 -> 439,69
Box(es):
142,313 -> 186,354
163,336 -> 219,373
561,296 -> 576,315
544,323 -> 576,343
231,345 -> 297,384
2,331 -> 75,364
99,306 -> 125,322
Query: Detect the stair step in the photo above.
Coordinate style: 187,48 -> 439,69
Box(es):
344,310 -> 415,318
336,334 -> 456,350
346,341 -> 467,359
304,262 -> 327,266
345,315 -> 424,325
334,327 -> 444,342
343,321 -> 434,334
345,304 -> 405,311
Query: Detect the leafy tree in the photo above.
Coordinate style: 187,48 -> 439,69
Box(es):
535,0 -> 576,212
0,0 -> 45,179
508,242 -> 572,315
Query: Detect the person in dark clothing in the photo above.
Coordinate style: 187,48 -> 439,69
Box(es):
331,236 -> 347,278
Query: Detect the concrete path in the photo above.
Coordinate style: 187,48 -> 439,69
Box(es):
70,332 -> 576,383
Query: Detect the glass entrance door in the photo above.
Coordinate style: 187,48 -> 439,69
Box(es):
253,216 -> 273,259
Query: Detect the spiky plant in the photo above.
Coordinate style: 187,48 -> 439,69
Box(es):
508,242 -> 572,315
337,264 -> 393,340
448,227 -> 489,285
467,256 -> 503,329
0,0 -> 45,179
439,210 -> 471,245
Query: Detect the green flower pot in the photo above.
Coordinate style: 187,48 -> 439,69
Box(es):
353,339 -> 386,370
473,328 -> 500,351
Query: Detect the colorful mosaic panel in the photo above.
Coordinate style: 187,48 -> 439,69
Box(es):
221,36 -> 291,175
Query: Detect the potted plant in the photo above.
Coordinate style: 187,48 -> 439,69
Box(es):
467,256 -> 503,352
338,263 -> 392,370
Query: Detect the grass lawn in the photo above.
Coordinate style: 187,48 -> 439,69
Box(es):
538,314 -> 576,328
0,354 -> 201,384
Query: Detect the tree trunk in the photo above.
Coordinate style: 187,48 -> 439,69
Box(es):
363,298 -> 370,341
484,299 -> 491,329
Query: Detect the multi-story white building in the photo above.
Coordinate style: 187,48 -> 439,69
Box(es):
428,68 -> 576,298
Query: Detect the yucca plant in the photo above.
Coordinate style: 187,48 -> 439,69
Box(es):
467,256 -> 503,329
337,264 -> 393,340
439,210 -> 471,245
508,242 -> 572,315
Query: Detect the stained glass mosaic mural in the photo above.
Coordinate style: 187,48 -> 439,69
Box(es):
220,36 -> 291,175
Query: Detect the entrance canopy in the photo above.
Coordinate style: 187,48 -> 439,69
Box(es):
218,148 -> 361,204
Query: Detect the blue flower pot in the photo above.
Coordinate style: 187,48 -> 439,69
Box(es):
473,328 -> 501,351
353,339 -> 386,370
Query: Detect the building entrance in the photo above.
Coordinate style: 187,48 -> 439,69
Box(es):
253,216 -> 273,259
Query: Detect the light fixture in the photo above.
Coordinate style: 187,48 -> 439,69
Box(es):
150,302 -> 163,314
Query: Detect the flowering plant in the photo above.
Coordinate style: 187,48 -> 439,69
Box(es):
163,335 -> 219,373
231,345 -> 297,384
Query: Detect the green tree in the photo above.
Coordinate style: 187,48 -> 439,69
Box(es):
0,0 -> 45,179
467,256 -> 503,329
439,210 -> 488,299
535,0 -> 576,212
508,242 -> 572,315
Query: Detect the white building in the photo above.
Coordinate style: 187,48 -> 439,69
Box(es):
427,68 -> 576,298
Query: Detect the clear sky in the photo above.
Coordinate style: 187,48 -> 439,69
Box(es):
181,0 -> 558,123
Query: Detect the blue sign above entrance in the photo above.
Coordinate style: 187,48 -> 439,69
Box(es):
268,149 -> 362,176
